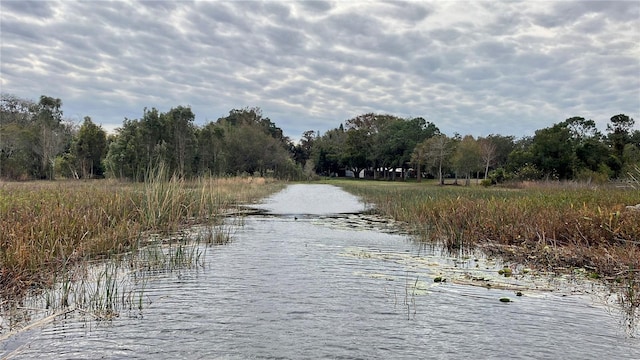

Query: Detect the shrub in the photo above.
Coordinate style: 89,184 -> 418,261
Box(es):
515,164 -> 543,181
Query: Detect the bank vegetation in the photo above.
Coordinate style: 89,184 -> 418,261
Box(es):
0,175 -> 284,296
332,177 -> 640,331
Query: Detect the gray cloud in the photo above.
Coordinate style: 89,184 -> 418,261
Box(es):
1,0 -> 54,19
1,0 -> 638,140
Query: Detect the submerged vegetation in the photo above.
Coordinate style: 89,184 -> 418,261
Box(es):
331,178 -> 640,335
0,175 -> 284,298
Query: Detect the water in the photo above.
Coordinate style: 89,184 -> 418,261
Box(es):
2,184 -> 639,359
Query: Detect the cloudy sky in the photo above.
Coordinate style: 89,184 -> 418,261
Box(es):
1,0 -> 639,141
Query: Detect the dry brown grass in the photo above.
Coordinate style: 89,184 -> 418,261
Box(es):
0,177 -> 284,295
332,178 -> 640,334
331,179 -> 640,277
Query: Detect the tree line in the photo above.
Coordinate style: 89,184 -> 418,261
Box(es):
1,93 -> 639,183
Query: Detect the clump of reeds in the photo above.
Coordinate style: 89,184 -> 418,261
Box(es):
613,268 -> 640,337
136,238 -> 205,273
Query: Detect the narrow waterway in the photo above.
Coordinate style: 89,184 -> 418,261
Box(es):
2,184 -> 638,359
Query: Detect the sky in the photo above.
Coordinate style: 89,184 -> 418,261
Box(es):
1,0 -> 639,141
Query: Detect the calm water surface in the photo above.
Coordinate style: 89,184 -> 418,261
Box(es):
2,184 -> 639,359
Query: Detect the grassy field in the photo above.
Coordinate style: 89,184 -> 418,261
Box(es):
0,176 -> 285,296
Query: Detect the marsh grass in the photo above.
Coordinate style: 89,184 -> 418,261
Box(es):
136,237 -> 205,273
0,175 -> 284,299
330,178 -> 640,335
0,175 -> 283,333
331,179 -> 639,274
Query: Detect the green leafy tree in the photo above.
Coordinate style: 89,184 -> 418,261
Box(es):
195,122 -> 226,176
1,94 -> 72,180
560,117 -> 607,176
574,138 -> 611,176
505,137 -> 535,176
139,107 -> 165,170
105,107 -> 190,180
215,108 -> 298,177
607,114 -> 635,157
292,130 -> 317,168
1,94 -> 39,179
224,124 -> 294,176
225,124 -> 266,175
311,126 -> 346,176
366,114 -> 401,179
33,96 -> 66,179
621,130 -> 640,179
0,94 -> 33,126
565,116 -> 600,140
630,129 -> 640,148
105,119 -> 145,180
410,139 -> 428,182
163,106 -> 196,177
343,113 -> 382,178
530,123 -> 575,179
607,114 -> 635,177
375,116 -> 439,180
452,135 -> 481,185
413,134 -> 453,185
471,135 -> 515,181
72,116 -> 107,178
488,134 -> 517,169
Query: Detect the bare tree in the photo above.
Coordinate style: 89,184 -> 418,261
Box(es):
478,137 -> 497,179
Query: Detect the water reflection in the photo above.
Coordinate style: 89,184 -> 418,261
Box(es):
1,184 -> 638,359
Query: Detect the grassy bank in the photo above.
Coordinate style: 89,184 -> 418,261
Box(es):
0,176 -> 284,296
331,178 -> 640,333
330,179 -> 639,279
